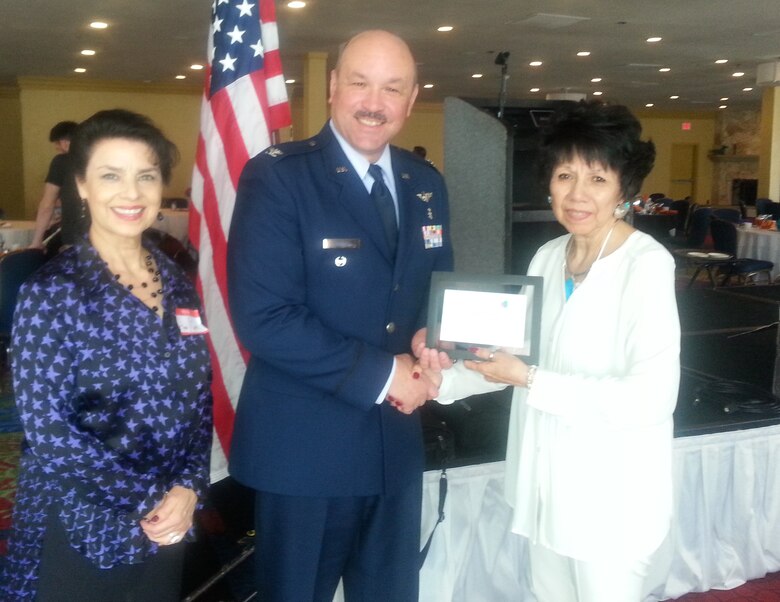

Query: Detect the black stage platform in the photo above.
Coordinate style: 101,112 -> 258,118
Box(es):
422,285 -> 780,470
675,285 -> 780,437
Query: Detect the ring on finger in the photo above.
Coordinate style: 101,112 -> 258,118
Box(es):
168,532 -> 182,544
488,352 -> 495,361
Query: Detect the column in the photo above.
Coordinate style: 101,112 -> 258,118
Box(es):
302,52 -> 329,139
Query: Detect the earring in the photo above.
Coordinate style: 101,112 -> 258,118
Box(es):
547,195 -> 552,205
80,198 -> 88,220
157,211 -> 164,221
614,201 -> 630,219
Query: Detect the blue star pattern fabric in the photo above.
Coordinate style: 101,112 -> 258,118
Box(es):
1,237 -> 213,600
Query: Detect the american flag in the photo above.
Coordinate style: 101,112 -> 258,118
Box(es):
190,0 -> 291,482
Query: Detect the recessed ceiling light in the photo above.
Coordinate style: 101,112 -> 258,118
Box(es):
720,97 -> 729,101
577,51 -> 590,57
471,73 -> 483,78
743,87 -> 754,92
529,87 -> 540,92
715,59 -> 728,64
190,64 -> 204,70
287,1 -> 306,8
670,95 -> 680,99
74,67 -> 86,73
732,72 -> 745,77
80,49 -> 96,56
529,61 -> 543,67
593,91 -> 603,96
719,105 -> 728,109
89,21 -> 108,29
437,26 -> 454,32
659,67 -> 671,72
175,75 -> 186,80
646,36 -> 662,43
423,83 -> 434,89
645,103 -> 654,107
285,78 -> 296,84
591,77 -> 602,83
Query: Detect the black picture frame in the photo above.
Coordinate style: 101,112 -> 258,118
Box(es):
426,271 -> 543,363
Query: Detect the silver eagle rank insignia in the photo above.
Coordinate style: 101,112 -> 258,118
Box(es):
416,192 -> 433,203
265,146 -> 284,157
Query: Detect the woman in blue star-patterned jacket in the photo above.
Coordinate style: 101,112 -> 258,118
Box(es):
1,109 -> 213,601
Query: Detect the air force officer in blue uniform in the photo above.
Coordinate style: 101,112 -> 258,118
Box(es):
227,30 -> 453,601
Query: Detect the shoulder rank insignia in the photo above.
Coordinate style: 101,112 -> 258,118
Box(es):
335,166 -> 348,173
416,192 -> 433,203
265,146 -> 283,157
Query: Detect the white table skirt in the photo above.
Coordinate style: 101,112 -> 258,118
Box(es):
411,424 -> 780,601
736,227 -> 780,279
0,220 -> 36,250
154,209 -> 189,244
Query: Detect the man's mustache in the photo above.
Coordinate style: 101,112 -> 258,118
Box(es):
355,110 -> 387,124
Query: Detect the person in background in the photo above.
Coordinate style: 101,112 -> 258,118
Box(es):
412,145 -> 427,159
2,109 -> 213,601
227,29 -> 452,601
416,100 -> 680,602
30,120 -> 80,249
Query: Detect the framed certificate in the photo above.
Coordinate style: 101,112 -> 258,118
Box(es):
426,271 -> 543,363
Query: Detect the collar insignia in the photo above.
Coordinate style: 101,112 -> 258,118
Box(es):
401,172 -> 411,180
335,166 -> 348,173
416,192 -> 433,203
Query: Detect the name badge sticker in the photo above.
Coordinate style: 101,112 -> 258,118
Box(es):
176,308 -> 209,335
422,225 -> 443,249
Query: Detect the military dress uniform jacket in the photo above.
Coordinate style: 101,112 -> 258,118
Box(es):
227,125 -> 453,498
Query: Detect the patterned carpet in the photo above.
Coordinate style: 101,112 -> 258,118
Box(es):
0,389 -> 22,562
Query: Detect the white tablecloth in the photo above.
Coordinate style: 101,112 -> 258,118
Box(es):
736,227 -> 780,279
414,424 -> 780,601
0,221 -> 36,250
154,209 -> 189,244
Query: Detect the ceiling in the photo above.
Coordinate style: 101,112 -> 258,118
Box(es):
4,0 -> 780,111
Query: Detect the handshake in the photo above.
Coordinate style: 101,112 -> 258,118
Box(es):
386,328 -> 454,415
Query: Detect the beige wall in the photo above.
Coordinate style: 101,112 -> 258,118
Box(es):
0,88 -> 25,218
7,78 -> 726,220
635,110 -> 717,204
17,77 -> 201,218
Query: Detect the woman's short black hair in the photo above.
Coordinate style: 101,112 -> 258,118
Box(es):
70,109 -> 179,185
537,100 -> 655,200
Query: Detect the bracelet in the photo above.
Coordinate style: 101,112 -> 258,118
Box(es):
526,365 -> 538,390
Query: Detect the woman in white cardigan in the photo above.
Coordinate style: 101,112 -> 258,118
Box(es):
417,101 -> 680,602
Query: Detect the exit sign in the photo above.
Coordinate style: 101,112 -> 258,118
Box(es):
682,122 -> 692,131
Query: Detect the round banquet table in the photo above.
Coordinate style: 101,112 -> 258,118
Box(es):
153,209 -> 189,244
0,220 -> 37,250
736,226 -> 780,279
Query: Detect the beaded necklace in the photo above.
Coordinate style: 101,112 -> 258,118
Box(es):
112,253 -> 164,314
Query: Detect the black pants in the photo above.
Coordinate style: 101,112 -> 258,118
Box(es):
37,508 -> 185,602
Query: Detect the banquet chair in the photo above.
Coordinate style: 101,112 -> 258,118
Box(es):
0,249 -> 48,382
709,218 -> 773,286
755,198 -> 775,216
670,199 -> 690,236
711,208 -> 741,223
670,206 -> 712,249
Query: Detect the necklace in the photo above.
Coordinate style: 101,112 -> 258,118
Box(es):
112,253 -> 164,313
563,221 -> 617,297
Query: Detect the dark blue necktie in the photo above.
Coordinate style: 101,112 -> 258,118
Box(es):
368,163 -> 397,256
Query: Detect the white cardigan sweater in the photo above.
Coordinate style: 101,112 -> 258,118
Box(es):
438,230 -> 680,562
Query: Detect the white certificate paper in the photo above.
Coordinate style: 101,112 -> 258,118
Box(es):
439,289 -> 527,349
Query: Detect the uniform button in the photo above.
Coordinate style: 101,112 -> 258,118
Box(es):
386,322 -> 396,334
164,351 -> 171,358
393,284 -> 400,292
